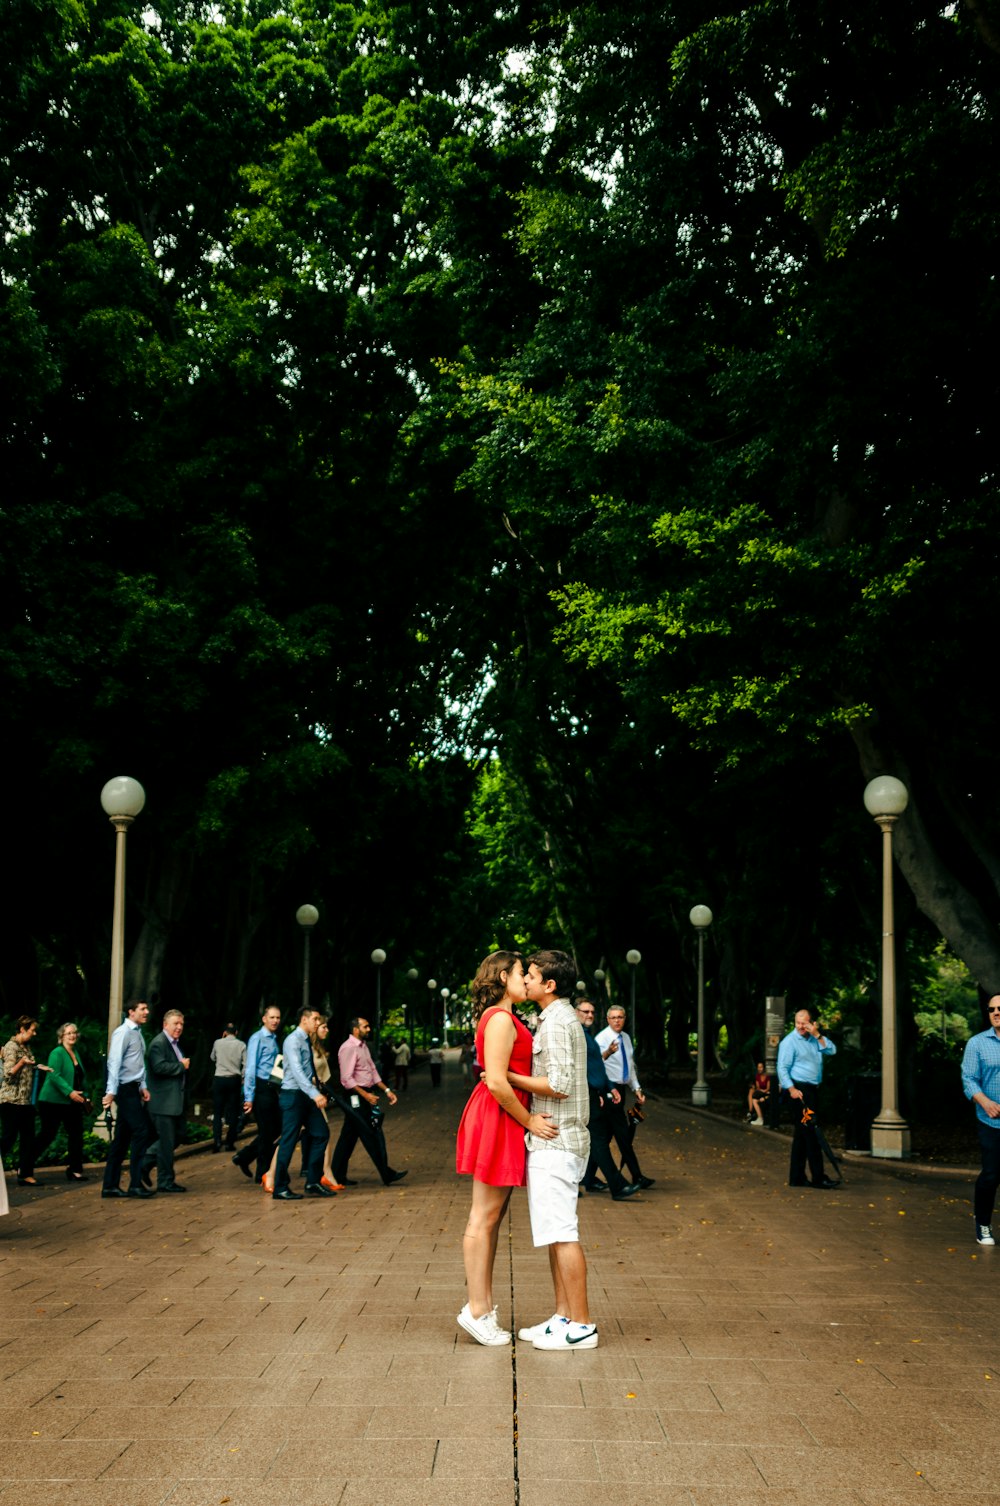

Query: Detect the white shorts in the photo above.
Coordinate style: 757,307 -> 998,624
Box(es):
526,1148 -> 588,1247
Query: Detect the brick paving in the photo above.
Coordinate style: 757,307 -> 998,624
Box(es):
0,1055 -> 996,1506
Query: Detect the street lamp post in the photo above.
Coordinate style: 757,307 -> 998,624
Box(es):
426,978 -> 437,1048
296,905 -> 319,1011
863,776 -> 912,1159
371,948 -> 387,1046
441,987 -> 450,1042
626,949 -> 641,1044
406,967 -> 419,1052
101,777 -> 145,1056
689,906 -> 713,1107
594,968 -> 607,1005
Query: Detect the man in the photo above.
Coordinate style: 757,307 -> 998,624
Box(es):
273,1006 -> 332,1200
517,949 -> 598,1351
961,995 -> 1000,1245
393,1037 -> 411,1092
101,1000 -> 156,1199
595,1005 -> 653,1189
144,1009 -> 191,1193
331,1018 -> 407,1187
233,1005 -> 282,1185
210,1022 -> 246,1152
776,1007 -> 838,1188
575,999 -> 641,1201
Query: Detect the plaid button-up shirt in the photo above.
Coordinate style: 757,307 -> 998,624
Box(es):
525,1000 -> 590,1159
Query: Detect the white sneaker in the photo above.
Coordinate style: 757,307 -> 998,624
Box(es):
977,1224 -> 995,1246
533,1320 -> 599,1350
517,1313 -> 567,1343
457,1303 -> 511,1345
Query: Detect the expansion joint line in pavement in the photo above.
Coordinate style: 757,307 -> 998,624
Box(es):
507,1203 -> 520,1506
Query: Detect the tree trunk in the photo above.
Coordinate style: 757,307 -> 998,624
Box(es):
851,718 -> 1000,993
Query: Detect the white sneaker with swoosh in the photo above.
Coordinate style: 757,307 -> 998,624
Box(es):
533,1321 -> 598,1350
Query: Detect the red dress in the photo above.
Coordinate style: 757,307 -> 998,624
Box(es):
455,1006 -> 534,1186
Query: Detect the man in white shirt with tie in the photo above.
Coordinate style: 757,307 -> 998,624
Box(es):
595,1006 -> 654,1190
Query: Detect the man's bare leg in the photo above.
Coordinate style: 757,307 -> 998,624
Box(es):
548,1241 -> 590,1324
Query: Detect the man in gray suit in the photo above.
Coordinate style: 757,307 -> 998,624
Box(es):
144,1009 -> 190,1193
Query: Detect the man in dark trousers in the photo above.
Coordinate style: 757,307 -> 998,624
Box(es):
595,1005 -> 654,1190
233,1004 -> 282,1186
575,999 -> 641,1201
331,1017 -> 407,1187
144,1009 -> 190,1193
777,1007 -> 838,1189
101,999 -> 156,1200
210,1022 -> 246,1152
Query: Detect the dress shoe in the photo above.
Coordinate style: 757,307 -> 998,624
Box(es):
812,1176 -> 839,1189
635,1176 -> 655,1189
339,1178 -> 357,1186
127,1186 -> 156,1198
102,1187 -> 127,1199
304,1182 -> 336,1197
583,1181 -> 609,1194
159,1184 -> 187,1193
788,1179 -> 809,1187
232,1155 -> 252,1179
384,1170 -> 408,1186
212,1144 -> 222,1153
612,1183 -> 643,1201
273,1188 -> 303,1200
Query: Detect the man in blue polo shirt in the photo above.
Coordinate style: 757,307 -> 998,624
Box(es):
961,995 -> 1000,1245
777,1007 -> 837,1189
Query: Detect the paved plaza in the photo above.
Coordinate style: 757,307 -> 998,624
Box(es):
0,1056 -> 995,1506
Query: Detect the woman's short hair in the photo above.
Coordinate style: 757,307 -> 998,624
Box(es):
470,951 -> 523,1022
56,1022 -> 77,1043
16,1015 -> 38,1034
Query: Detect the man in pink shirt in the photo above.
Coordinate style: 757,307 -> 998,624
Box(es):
331,1017 -> 408,1187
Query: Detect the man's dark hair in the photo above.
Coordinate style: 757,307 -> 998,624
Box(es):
527,949 -> 578,1000
298,1004 -> 318,1023
349,1017 -> 368,1032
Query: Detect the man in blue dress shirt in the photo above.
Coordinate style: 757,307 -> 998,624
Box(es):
233,1004 -> 282,1185
101,1000 -> 156,1199
776,1008 -> 837,1189
961,995 -> 1000,1245
273,1007 -> 332,1201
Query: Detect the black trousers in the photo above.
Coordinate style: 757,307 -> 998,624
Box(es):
274,1090 -> 328,1191
331,1095 -> 393,1183
605,1095 -> 643,1182
583,1088 -> 627,1193
102,1082 -> 154,1191
146,1112 -> 184,1188
785,1081 -> 824,1185
975,1122 -> 1000,1226
34,1102 -> 86,1175
212,1076 -> 243,1149
0,1102 -> 36,1178
235,1081 -> 282,1184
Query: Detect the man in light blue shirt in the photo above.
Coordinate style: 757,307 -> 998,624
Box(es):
777,1008 -> 837,1189
961,996 -> 1000,1244
101,1000 -> 155,1199
233,1005 -> 282,1185
273,1007 -> 332,1201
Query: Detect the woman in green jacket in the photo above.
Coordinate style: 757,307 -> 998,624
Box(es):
36,1023 -> 90,1180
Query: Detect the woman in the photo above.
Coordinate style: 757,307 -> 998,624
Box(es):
455,951 -> 558,1345
0,1015 -> 47,1186
747,1061 -> 770,1126
35,1023 -> 90,1180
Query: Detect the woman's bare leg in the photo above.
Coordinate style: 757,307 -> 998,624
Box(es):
463,1181 -> 513,1318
